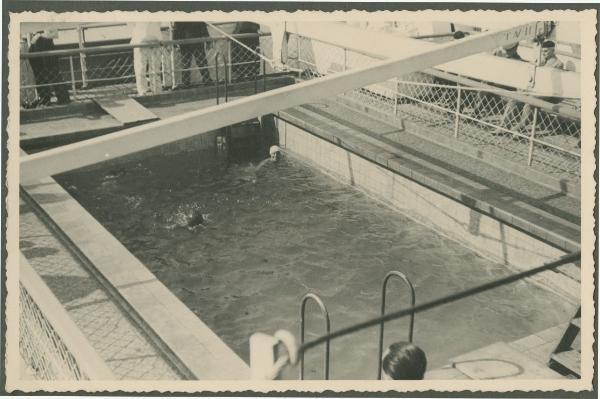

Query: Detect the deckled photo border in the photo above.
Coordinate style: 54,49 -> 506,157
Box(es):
2,4 -> 597,396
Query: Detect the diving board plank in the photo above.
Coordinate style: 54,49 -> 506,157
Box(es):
450,342 -> 563,379
94,96 -> 158,125
21,23 -> 546,183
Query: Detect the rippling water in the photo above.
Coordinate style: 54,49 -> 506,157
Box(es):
57,145 -> 575,379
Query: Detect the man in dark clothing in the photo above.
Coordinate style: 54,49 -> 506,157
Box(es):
28,30 -> 71,106
232,22 -> 261,81
471,42 -> 523,126
172,22 -> 211,86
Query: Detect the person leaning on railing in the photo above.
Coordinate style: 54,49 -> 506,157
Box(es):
28,29 -> 71,107
130,22 -> 163,95
172,21 -> 212,88
508,41 -> 565,133
466,42 -> 524,132
232,22 -> 261,81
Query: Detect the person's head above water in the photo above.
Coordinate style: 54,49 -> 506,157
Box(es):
269,145 -> 281,162
382,342 -> 427,380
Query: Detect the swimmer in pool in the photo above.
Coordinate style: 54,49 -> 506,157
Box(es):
254,145 -> 282,173
187,209 -> 210,229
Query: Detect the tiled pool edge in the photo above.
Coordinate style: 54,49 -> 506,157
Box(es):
274,115 -> 580,304
21,173 -> 251,379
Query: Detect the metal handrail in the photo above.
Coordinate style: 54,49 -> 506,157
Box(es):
215,52 -> 229,105
299,293 -> 331,380
20,33 -> 271,59
294,33 -> 580,121
377,270 -> 416,380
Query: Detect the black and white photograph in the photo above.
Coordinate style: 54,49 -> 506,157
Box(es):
2,4 -> 597,396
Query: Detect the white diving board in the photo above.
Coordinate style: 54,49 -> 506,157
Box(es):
94,96 -> 158,125
21,22 -> 547,184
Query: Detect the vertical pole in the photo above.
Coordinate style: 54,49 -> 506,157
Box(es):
393,78 -> 399,117
215,53 -> 220,105
527,107 -> 539,166
343,47 -> 347,72
227,39 -> 233,84
454,81 -> 462,139
169,23 -> 176,89
77,25 -> 88,89
69,56 -> 77,97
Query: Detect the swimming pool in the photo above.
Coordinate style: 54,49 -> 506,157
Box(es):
56,141 -> 575,379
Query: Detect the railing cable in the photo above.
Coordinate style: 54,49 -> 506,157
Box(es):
299,251 -> 580,354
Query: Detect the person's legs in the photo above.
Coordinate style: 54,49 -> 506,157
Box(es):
133,47 -> 149,95
492,99 -> 519,135
179,45 -> 193,87
29,59 -> 52,105
193,43 -> 211,82
148,48 -> 163,94
513,103 -> 534,132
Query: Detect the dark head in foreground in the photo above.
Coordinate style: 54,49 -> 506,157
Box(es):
382,342 -> 427,380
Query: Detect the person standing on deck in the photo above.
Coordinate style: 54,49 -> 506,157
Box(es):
508,40 -> 565,133
470,42 -> 523,128
232,22 -> 261,80
20,38 -> 38,108
172,22 -> 211,87
28,29 -> 71,106
130,22 -> 163,95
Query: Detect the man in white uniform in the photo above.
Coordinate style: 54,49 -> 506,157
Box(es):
130,22 -> 163,95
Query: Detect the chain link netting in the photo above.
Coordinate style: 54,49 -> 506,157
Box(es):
19,283 -> 88,380
20,35 -> 272,106
288,33 -> 581,180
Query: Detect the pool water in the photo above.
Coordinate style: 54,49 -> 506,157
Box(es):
57,143 -> 575,380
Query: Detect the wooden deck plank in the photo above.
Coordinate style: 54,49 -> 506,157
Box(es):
94,96 -> 158,125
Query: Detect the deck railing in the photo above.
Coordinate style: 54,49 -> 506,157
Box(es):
19,253 -> 114,380
287,33 -> 581,180
20,33 -> 273,105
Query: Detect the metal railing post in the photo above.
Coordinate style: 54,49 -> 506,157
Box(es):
215,52 -> 220,105
394,78 -> 399,117
300,293 -> 331,380
454,80 -> 462,139
77,25 -> 88,88
527,107 -> 539,166
377,271 -> 416,380
227,39 -> 233,84
169,23 -> 177,89
69,56 -> 77,97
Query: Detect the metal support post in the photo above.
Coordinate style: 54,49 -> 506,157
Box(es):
77,25 -> 88,88
527,107 -> 539,166
227,40 -> 233,84
454,81 -> 462,139
69,56 -> 77,96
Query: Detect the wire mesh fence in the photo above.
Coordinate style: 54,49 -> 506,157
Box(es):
19,254 -> 114,380
20,34 -> 272,106
19,283 -> 87,380
288,33 -> 581,181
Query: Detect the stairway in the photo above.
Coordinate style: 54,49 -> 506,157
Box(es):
548,307 -> 581,378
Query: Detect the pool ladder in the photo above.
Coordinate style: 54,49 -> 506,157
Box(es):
299,293 -> 331,380
377,271 -> 416,380
298,271 -> 416,380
